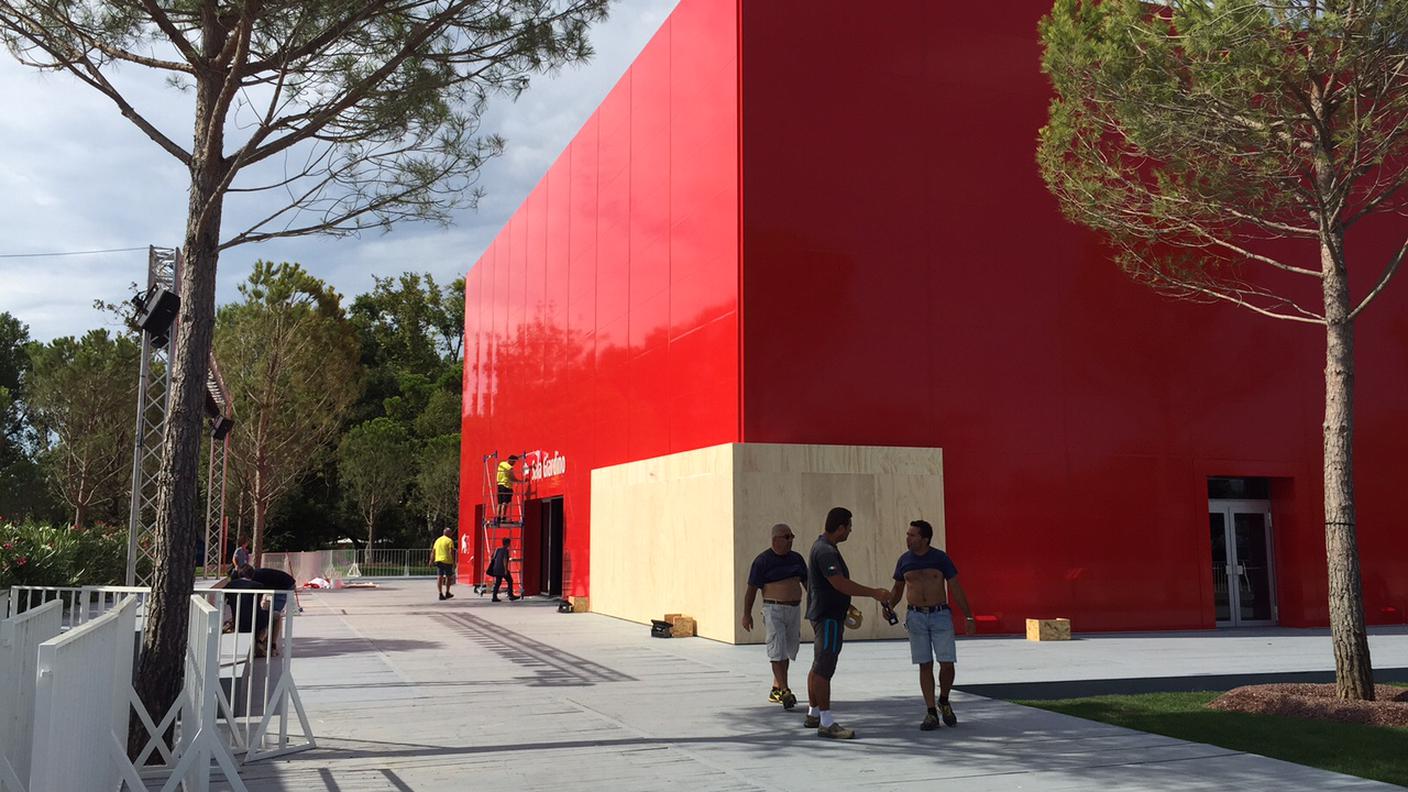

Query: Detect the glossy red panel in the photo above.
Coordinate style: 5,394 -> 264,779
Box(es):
461,0 -> 740,599
740,0 -> 1408,632
464,0 -> 1406,623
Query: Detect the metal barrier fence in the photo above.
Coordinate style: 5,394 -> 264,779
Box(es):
6,584 -> 314,775
0,599 -> 62,792
262,547 -> 439,582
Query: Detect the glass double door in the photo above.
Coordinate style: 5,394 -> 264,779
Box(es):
1209,500 -> 1276,626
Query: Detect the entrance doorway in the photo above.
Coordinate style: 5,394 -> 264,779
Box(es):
538,497 -> 565,597
1209,497 -> 1277,626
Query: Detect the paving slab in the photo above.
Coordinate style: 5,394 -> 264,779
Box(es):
219,583 -> 1407,791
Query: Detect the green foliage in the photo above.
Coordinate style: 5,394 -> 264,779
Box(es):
338,417 -> 416,546
1038,0 -> 1408,311
25,329 -> 140,526
0,312 -> 58,522
1020,691 -> 1408,787
0,520 -> 127,588
216,261 -> 363,555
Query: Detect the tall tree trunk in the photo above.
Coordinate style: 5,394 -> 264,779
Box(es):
74,502 -> 87,529
253,484 -> 267,569
1322,233 -> 1374,702
131,15 -> 230,752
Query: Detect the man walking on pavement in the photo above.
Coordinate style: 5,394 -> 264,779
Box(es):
805,507 -> 892,739
888,519 -> 976,730
488,537 -> 519,602
742,523 -> 808,709
434,528 -> 456,601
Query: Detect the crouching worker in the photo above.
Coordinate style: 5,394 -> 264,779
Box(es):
741,523 -> 808,709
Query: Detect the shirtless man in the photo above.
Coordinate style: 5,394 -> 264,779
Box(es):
888,519 -> 975,730
742,523 -> 808,709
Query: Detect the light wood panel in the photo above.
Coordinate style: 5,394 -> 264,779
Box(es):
590,443 -> 945,644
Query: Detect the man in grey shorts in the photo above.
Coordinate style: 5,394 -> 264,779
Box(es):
888,519 -> 975,730
741,523 -> 807,709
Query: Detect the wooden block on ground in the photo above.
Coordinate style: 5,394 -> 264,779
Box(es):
671,616 -> 696,638
664,613 -> 683,624
1026,618 -> 1071,641
569,596 -> 590,613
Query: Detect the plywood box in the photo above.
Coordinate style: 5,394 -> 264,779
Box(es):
569,596 -> 590,613
1026,618 -> 1071,641
671,616 -> 697,637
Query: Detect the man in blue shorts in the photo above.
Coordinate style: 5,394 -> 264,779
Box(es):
804,507 -> 893,739
887,519 -> 975,730
741,523 -> 808,709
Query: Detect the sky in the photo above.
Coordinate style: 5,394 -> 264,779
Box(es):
0,1 -> 679,342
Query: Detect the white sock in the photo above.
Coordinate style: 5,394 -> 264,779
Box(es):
808,706 -> 818,717
820,710 -> 835,727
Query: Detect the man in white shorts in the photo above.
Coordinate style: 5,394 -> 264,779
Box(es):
888,519 -> 976,731
741,523 -> 808,709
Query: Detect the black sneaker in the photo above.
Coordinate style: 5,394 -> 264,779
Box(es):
780,689 -> 797,710
438,593 -> 446,601
508,594 -> 520,601
803,714 -> 820,729
920,712 -> 940,731
491,597 -> 501,602
940,702 -> 957,727
444,592 -> 454,599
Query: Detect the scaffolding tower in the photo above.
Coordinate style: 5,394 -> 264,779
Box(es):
474,451 -> 528,597
125,246 -> 236,586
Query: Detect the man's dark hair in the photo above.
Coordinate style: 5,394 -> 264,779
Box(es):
501,537 -> 511,547
824,507 -> 852,534
910,519 -> 934,542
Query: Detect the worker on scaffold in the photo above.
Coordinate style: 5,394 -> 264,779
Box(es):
495,454 -> 522,524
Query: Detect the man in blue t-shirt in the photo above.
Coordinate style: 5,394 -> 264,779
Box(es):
803,506 -> 893,740
887,519 -> 976,731
741,523 -> 808,709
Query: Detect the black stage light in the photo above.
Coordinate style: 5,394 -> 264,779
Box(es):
211,414 -> 235,440
136,286 -> 180,346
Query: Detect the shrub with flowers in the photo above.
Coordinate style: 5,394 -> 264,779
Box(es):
0,519 -> 127,589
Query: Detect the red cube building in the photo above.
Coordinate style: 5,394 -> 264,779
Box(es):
459,0 -> 1408,636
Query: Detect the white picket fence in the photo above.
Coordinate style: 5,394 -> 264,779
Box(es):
0,600 -> 62,792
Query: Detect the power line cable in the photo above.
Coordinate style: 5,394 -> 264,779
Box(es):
0,245 -> 148,260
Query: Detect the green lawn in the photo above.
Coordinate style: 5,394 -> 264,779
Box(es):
1016,689 -> 1408,788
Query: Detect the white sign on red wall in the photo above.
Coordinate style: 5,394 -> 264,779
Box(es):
524,450 -> 567,482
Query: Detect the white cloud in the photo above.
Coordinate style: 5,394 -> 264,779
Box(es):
0,0 -> 679,342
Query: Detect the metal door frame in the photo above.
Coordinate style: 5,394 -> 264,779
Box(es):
1209,498 -> 1278,626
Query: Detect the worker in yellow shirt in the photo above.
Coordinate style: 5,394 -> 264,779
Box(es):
434,528 -> 456,601
496,454 -> 522,523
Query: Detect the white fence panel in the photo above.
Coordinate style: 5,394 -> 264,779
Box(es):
0,591 -> 9,619
25,596 -> 136,792
6,586 -> 150,631
0,598 -> 62,790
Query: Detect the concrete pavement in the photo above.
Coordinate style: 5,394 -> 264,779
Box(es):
222,583 -> 1407,791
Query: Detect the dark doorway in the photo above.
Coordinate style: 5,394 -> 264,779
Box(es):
1208,477 -> 1276,626
539,497 -> 565,597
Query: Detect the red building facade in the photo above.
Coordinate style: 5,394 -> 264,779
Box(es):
461,0 -> 1408,632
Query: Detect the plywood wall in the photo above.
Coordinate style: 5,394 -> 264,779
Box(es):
590,443 -> 945,644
